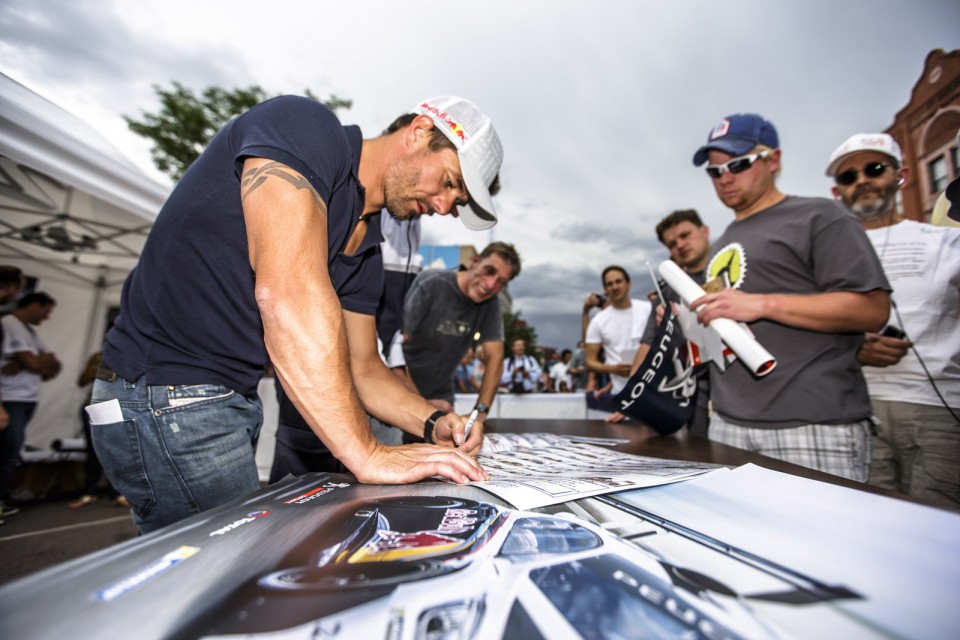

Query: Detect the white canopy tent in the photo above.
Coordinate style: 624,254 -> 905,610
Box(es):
0,72 -> 170,448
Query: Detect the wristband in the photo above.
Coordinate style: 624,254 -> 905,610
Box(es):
423,410 -> 446,444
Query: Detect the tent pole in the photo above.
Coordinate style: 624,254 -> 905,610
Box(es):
81,267 -> 108,365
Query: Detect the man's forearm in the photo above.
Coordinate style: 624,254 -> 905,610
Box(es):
762,290 -> 890,333
477,356 -> 503,408
693,288 -> 890,334
39,352 -> 60,376
583,342 -> 608,374
352,359 -> 437,438
9,352 -> 52,375
261,289 -> 375,470
244,155 -> 378,473
393,367 -> 419,393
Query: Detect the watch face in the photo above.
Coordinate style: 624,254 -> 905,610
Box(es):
475,404 -> 489,414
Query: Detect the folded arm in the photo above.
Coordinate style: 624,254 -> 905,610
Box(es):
4,350 -> 60,379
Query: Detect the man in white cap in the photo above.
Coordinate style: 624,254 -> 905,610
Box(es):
92,95 -> 500,532
688,113 -> 890,481
828,133 -> 960,511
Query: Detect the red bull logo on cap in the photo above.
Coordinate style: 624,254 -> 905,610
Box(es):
420,101 -> 469,142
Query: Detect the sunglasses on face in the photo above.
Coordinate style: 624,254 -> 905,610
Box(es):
834,162 -> 890,186
705,150 -> 771,179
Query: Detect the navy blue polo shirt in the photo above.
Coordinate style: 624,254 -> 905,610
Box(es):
105,96 -> 383,396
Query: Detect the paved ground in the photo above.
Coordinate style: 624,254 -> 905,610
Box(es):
0,494 -> 138,586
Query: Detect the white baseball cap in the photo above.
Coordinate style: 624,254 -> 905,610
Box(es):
826,133 -> 902,177
414,96 -> 503,231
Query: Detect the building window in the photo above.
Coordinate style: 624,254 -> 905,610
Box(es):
928,155 -> 948,194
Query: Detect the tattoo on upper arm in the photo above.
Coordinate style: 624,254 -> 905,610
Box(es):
241,162 -> 325,212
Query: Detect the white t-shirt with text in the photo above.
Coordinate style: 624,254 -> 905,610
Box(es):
864,220 -> 960,407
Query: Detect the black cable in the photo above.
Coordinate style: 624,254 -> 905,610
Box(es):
876,222 -> 959,425
890,298 -> 960,425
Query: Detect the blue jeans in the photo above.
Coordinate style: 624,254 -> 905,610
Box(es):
0,401 -> 37,502
90,375 -> 262,533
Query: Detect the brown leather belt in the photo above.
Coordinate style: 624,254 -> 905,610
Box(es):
95,362 -> 119,383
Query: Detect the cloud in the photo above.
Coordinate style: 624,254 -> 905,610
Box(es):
0,1 -> 123,81
517,309 -> 585,351
550,221 -> 664,254
0,0 -> 230,92
510,263 -> 599,304
2,0 -> 958,351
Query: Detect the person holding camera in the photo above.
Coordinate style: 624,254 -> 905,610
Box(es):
828,133 -> 960,510
500,338 -> 541,394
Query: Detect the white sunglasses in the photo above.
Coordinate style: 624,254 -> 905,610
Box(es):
705,150 -> 771,178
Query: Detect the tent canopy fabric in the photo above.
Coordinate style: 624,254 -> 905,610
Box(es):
0,72 -> 170,287
0,72 -> 171,454
0,72 -> 168,220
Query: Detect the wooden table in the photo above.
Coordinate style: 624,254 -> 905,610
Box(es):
486,417 -> 914,501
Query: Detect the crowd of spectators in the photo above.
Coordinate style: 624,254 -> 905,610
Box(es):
443,117 -> 959,512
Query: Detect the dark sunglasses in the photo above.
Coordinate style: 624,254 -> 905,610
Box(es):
705,150 -> 770,179
835,162 -> 889,186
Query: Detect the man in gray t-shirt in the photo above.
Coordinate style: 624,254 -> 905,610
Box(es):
688,113 -> 891,481
636,209 -> 712,437
401,242 -> 521,435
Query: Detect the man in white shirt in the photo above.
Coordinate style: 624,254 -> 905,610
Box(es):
0,265 -> 25,435
828,132 -> 960,511
549,349 -> 574,393
500,338 -> 541,393
0,292 -> 60,519
584,266 -> 652,418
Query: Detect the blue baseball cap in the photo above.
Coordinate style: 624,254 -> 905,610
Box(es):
692,114 -> 779,166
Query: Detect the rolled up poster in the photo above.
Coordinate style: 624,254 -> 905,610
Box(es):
658,260 -> 776,377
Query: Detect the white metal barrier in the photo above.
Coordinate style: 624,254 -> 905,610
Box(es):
453,393 -> 588,419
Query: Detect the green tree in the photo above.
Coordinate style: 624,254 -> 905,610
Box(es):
125,82 -> 352,180
503,310 -> 538,354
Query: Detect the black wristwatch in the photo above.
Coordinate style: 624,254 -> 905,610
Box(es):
474,402 -> 490,414
423,410 -> 446,444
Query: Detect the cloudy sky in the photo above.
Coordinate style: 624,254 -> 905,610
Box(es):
1,0 -> 958,348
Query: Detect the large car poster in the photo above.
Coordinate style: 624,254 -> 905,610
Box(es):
2,468 -> 955,639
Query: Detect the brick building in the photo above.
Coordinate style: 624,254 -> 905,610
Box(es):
886,48 -> 960,221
